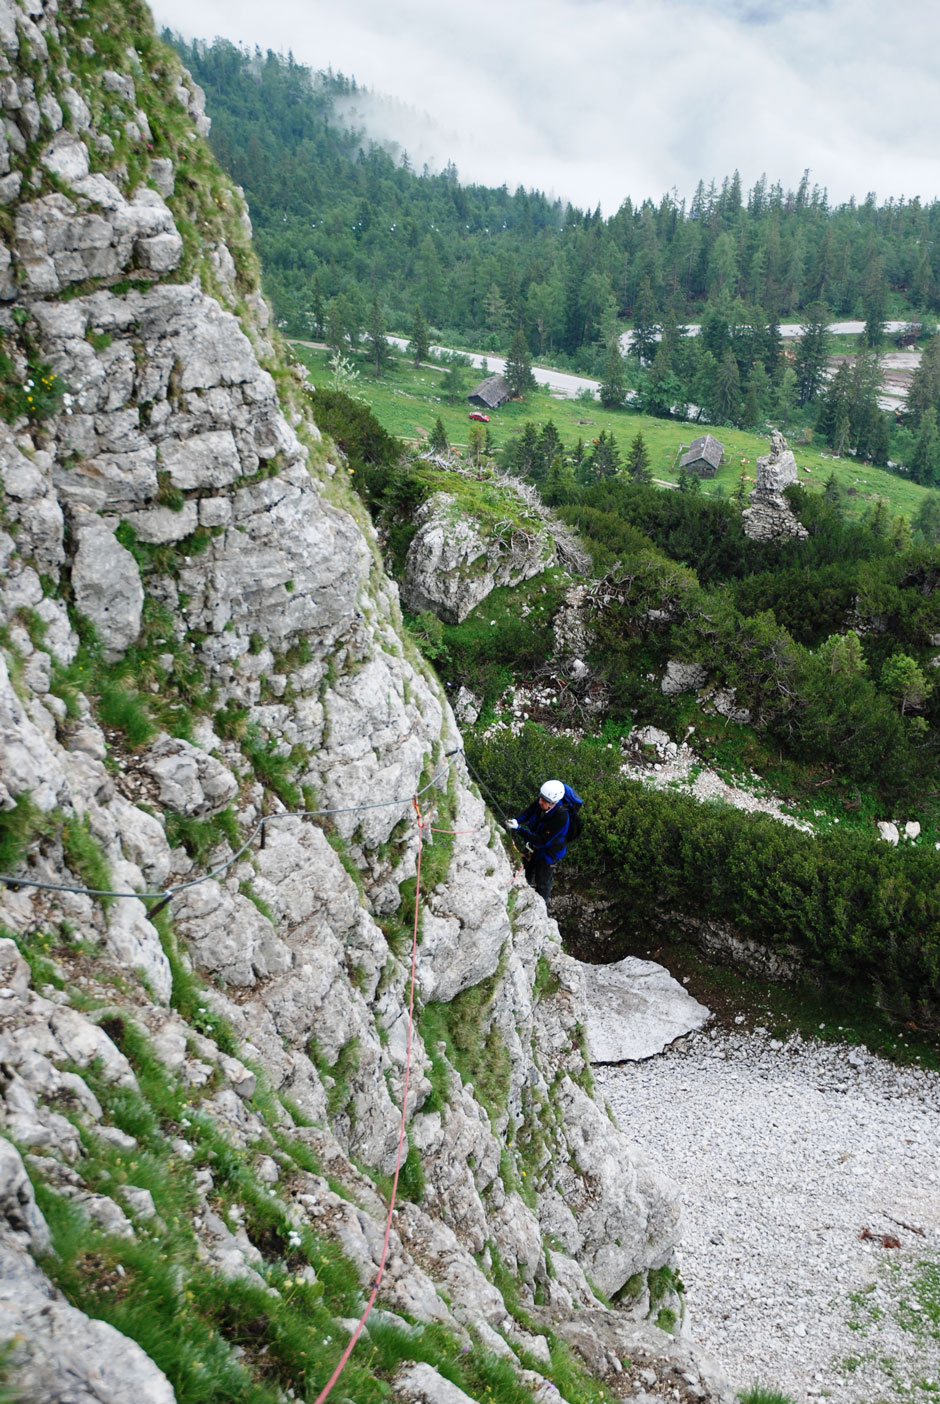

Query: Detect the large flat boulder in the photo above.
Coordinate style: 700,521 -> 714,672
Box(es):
578,957 -> 710,1062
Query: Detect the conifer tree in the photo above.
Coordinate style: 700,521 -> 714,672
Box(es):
599,341 -> 627,408
325,300 -> 347,354
308,276 -> 325,340
441,353 -> 469,403
741,379 -> 761,429
794,304 -> 831,405
409,306 -> 430,366
535,422 -> 563,480
911,407 -> 940,486
505,329 -> 536,397
429,417 -> 448,452
823,472 -> 844,508
882,653 -> 933,715
585,430 -> 622,480
906,333 -> 940,429
913,491 -> 940,544
628,279 -> 659,365
714,347 -> 742,423
625,431 -> 652,482
506,422 -> 540,478
366,294 -> 391,378
544,454 -> 574,500
468,424 -> 485,469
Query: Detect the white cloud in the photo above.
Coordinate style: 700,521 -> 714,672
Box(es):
151,0 -> 940,212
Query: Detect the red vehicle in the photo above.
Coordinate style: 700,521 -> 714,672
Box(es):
468,411 -> 490,422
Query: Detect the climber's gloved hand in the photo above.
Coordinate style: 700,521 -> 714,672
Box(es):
506,818 -> 519,830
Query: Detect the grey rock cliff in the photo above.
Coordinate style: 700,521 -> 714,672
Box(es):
742,429 -> 809,542
0,4 -> 730,1401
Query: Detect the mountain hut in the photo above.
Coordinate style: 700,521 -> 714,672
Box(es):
468,374 -> 511,410
679,433 -> 724,478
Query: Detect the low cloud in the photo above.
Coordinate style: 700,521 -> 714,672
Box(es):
153,0 -> 940,212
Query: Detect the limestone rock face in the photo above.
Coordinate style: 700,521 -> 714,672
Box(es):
142,736 -> 238,817
755,428 -> 799,492
741,430 -> 808,542
0,1238 -> 177,1404
403,490 -> 553,623
549,1078 -> 682,1296
0,651 -> 66,812
71,514 -> 143,660
0,4 -> 725,1399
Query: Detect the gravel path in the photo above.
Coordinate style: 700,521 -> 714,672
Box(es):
596,1030 -> 940,1403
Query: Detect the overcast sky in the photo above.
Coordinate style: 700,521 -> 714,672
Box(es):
151,0 -> 940,215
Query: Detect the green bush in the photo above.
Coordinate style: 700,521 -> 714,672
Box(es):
470,724 -> 940,1021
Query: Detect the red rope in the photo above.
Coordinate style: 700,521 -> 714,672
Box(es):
313,803 -> 425,1404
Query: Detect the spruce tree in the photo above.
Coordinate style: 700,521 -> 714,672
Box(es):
714,347 -> 742,424
625,431 -> 652,482
544,454 -> 574,500
911,407 -> 940,485
599,341 -> 627,408
906,333 -> 940,429
409,306 -> 430,366
535,422 -> 563,480
441,353 -> 469,403
468,424 -> 485,468
366,294 -> 391,378
308,276 -> 325,340
585,430 -> 622,480
506,422 -> 540,478
913,492 -> 940,544
505,329 -> 536,397
629,279 -> 659,365
794,304 -> 831,405
428,417 -> 448,453
325,300 -> 347,354
741,379 -> 761,429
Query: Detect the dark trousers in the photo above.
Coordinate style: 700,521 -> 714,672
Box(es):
523,854 -> 554,904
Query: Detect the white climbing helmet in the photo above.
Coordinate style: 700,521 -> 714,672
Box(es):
540,779 -> 565,805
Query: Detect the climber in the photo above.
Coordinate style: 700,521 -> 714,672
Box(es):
506,779 -> 583,905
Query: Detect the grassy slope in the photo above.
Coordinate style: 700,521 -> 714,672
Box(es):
292,344 -> 934,524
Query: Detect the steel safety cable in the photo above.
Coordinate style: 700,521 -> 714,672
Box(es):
0,751 -> 461,904
461,747 -> 513,827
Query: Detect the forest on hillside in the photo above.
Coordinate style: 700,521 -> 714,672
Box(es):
169,38 -> 940,482
172,37 -> 940,359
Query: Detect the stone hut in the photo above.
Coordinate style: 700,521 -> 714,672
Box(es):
468,374 -> 511,410
679,434 -> 724,478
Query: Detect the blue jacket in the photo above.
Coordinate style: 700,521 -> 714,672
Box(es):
514,798 -> 570,865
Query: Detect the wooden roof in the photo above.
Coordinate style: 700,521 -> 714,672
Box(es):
468,374 -> 511,409
680,434 -> 724,470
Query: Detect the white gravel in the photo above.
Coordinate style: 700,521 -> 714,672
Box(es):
596,1029 -> 940,1403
